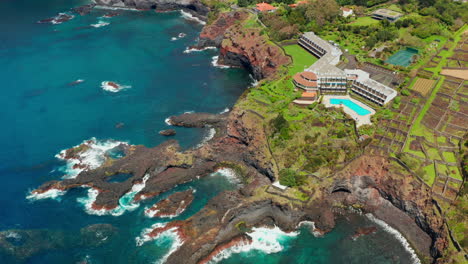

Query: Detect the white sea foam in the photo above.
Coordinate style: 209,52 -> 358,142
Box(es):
219,108 -> 229,114
91,20 -> 110,28
48,13 -> 75,25
183,46 -> 217,54
56,137 -> 127,179
165,117 -> 172,125
135,222 -> 166,246
211,56 -> 231,69
366,213 -> 421,264
155,230 -> 183,264
249,74 -> 259,87
171,33 -> 186,41
4,231 -> 21,239
180,10 -> 206,25
195,127 -> 216,148
77,174 -> 150,216
94,5 -> 140,11
26,188 -> 67,201
135,222 -> 183,263
213,168 -> 241,185
208,226 -> 298,263
144,208 -> 160,218
101,81 -> 131,92
297,221 -> 322,237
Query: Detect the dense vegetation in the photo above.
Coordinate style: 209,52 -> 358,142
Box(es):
247,0 -> 468,59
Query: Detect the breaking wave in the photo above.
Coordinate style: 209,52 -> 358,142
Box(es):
366,213 -> 421,264
249,74 -> 259,87
209,226 -> 298,263
135,223 -> 184,263
91,20 -> 110,28
211,56 -> 231,69
212,168 -> 241,185
26,188 -> 67,201
56,137 -> 128,179
183,46 -> 217,54
180,10 -> 206,25
77,174 -> 150,216
101,81 -> 131,92
195,127 -> 216,148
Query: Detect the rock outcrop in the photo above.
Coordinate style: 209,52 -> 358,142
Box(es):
145,189 -> 195,217
159,129 -> 176,136
197,11 -> 291,80
92,0 -> 209,18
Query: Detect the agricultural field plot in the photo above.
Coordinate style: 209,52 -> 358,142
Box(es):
417,69 -> 434,79
411,78 -> 436,96
368,96 -> 421,154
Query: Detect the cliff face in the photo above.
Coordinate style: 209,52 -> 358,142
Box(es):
328,156 -> 448,261
198,11 -> 291,80
93,0 -> 209,17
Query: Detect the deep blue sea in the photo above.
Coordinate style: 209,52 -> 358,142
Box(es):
0,1 -> 419,263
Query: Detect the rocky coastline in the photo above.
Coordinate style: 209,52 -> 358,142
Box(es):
91,0 -> 209,20
13,3 -> 451,264
26,108 -> 447,263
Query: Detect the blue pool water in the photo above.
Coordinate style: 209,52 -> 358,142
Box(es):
0,1 -> 418,263
330,98 -> 371,116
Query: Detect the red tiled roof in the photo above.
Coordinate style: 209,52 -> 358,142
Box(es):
293,72 -> 318,88
341,7 -> 352,12
302,91 -> 317,97
256,2 -> 277,12
300,71 -> 317,80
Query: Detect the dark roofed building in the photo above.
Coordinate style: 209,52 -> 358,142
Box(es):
371,9 -> 403,22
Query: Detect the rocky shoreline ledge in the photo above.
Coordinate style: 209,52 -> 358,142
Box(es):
27,108 -> 446,263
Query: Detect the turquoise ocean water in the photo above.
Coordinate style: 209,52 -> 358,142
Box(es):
0,1 -> 419,263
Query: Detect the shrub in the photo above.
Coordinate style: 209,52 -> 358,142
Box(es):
279,168 -> 306,187
401,89 -> 410,96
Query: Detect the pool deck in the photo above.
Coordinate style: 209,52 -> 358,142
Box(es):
322,95 -> 375,127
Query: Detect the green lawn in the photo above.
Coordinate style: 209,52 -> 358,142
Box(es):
283,44 -> 318,75
423,163 -> 436,186
350,17 -> 379,26
448,167 -> 463,180
443,152 -> 457,163
427,148 -> 441,160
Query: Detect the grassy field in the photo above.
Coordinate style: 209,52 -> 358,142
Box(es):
283,44 -> 318,75
350,16 -> 379,26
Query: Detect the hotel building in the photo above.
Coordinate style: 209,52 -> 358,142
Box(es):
293,32 -> 397,106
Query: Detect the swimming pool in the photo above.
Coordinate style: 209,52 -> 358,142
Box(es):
330,98 -> 371,116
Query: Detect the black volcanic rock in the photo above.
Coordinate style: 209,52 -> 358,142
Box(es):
72,4 -> 96,15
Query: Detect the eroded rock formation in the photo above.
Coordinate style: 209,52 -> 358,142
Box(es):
198,11 -> 291,80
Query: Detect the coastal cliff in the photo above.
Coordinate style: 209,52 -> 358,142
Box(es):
198,11 -> 291,80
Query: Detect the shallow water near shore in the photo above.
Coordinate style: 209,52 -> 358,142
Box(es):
1,0 -> 418,263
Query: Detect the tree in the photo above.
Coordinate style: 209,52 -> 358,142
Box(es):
302,0 -> 340,26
